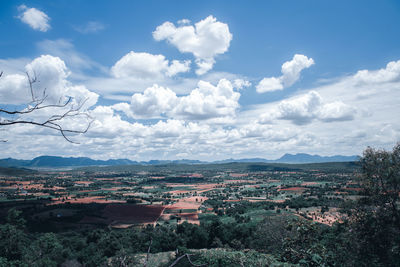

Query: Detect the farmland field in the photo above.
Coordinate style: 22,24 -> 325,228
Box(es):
0,162 -> 360,230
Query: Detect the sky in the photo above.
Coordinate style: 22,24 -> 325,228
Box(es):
1,0 -> 400,161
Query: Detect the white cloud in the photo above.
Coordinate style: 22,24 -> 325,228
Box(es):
0,58 -> 31,74
317,101 -> 355,122
116,79 -> 240,120
174,79 -> 240,120
153,15 -> 232,75
273,91 -> 322,125
177,19 -> 191,25
17,5 -> 50,32
0,74 -> 31,104
0,55 -> 98,108
111,51 -> 190,79
256,54 -> 314,93
166,60 -> 191,77
129,84 -> 178,118
195,58 -> 215,75
257,77 -> 283,93
353,59 -> 400,84
233,79 -> 251,90
74,21 -> 105,34
259,91 -> 355,125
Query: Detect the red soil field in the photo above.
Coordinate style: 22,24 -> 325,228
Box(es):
229,173 -> 248,178
166,196 -> 208,210
266,199 -> 286,203
165,183 -> 194,187
142,186 -> 156,189
301,182 -> 318,186
100,186 -> 132,191
191,183 -> 220,193
188,173 -> 203,178
74,181 -> 93,185
102,204 -> 165,224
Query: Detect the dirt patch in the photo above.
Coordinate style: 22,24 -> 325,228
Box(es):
188,173 -> 203,178
103,204 -> 165,224
301,182 -> 318,186
179,213 -> 200,225
167,196 -> 208,210
266,199 -> 286,203
142,186 -> 156,189
278,187 -> 306,192
165,183 -> 194,187
74,181 -> 93,186
229,173 -> 248,178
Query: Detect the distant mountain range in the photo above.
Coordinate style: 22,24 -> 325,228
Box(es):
213,153 -> 358,164
0,153 -> 359,169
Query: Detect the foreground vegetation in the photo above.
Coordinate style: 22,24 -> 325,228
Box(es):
0,144 -> 399,266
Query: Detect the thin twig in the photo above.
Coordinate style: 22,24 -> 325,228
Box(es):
169,254 -> 207,267
143,238 -> 153,267
0,71 -> 93,143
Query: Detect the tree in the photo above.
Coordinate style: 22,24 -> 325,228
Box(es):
0,71 -> 92,143
360,143 -> 400,221
348,143 -> 400,266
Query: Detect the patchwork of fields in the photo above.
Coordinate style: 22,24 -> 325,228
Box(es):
0,162 -> 360,230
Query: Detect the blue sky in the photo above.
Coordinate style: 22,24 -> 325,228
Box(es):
1,1 -> 400,160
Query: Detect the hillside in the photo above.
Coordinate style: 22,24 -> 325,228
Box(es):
0,153 -> 359,169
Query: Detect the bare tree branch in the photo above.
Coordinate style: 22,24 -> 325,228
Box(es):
169,253 -> 207,267
0,71 -> 93,143
143,238 -> 153,267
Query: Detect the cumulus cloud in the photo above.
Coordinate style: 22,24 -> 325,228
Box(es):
17,5 -> 50,32
0,74 -> 31,104
0,55 -> 98,108
129,84 -> 178,118
153,15 -> 232,75
111,51 -> 190,79
167,60 -> 191,77
317,101 -> 355,122
174,79 -> 240,120
116,79 -> 240,120
259,91 -> 355,125
257,54 -> 314,93
3,56 -> 400,160
233,79 -> 251,90
353,59 -> 400,84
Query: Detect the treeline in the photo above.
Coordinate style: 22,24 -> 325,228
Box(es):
0,204 -> 399,267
